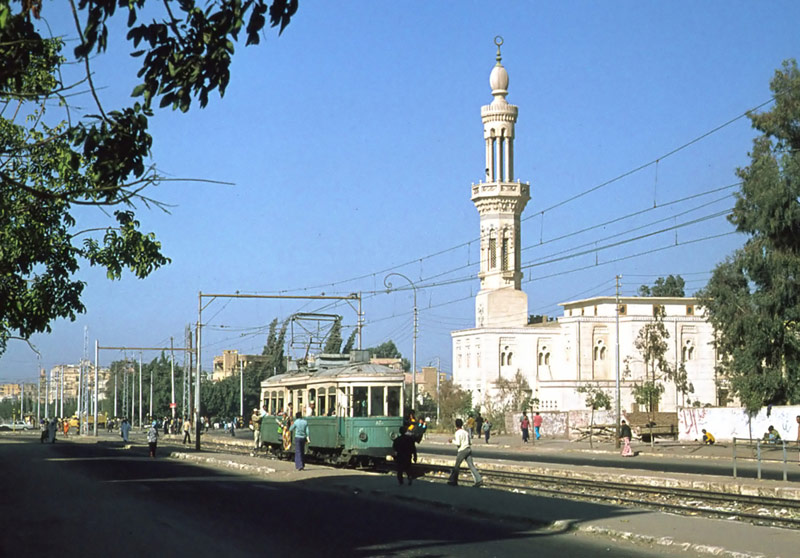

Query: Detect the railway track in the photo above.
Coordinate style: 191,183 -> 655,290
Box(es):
195,438 -> 800,528
414,463 -> 800,529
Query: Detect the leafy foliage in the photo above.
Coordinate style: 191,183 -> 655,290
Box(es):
435,377 -> 472,425
626,305 -> 693,415
323,317 -> 342,354
700,60 -> 800,413
0,1 -> 297,354
577,382 -> 611,448
638,275 -> 686,297
492,370 -> 536,414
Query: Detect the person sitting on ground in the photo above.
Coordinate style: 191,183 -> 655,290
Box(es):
701,429 -> 715,445
764,425 -> 782,443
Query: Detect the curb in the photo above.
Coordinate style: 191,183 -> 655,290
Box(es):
169,451 -> 276,476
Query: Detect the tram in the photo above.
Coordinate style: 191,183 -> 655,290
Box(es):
259,351 -> 405,465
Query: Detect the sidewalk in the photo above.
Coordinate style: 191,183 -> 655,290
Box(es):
163,443 -> 798,558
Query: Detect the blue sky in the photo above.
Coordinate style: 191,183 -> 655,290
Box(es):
3,1 -> 800,382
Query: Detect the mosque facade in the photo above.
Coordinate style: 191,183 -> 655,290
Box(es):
451,42 -> 722,413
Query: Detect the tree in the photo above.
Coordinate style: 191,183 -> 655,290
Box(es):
626,305 -> 693,445
436,377 -> 472,426
323,317 -> 343,354
365,340 -> 410,371
493,370 -> 535,414
0,1 -> 297,355
576,383 -> 611,448
700,60 -> 800,413
638,275 -> 686,297
342,329 -> 357,354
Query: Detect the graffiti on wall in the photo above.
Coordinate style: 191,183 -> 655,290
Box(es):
680,407 -> 708,437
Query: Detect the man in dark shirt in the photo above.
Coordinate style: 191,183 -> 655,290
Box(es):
392,426 -> 418,485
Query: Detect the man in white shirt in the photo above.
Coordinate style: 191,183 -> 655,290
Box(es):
447,418 -> 483,487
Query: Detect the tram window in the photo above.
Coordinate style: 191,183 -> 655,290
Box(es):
353,387 -> 368,417
278,393 -> 284,414
297,390 -> 304,415
328,392 -> 336,416
387,387 -> 401,416
370,386 -> 385,416
318,388 -> 326,416
308,389 -> 316,416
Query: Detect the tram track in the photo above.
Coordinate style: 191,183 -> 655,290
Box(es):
197,437 -> 800,528
413,463 -> 800,529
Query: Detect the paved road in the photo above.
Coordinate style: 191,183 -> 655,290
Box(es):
0,436 -> 690,558
420,441 -> 800,482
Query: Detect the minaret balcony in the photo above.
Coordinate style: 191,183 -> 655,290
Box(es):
471,180 -> 530,202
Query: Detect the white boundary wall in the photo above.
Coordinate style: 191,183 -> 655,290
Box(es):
678,405 -> 800,442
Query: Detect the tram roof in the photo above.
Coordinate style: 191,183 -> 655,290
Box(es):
261,362 -> 404,386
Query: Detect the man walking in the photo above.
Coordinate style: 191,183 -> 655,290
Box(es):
447,418 -> 482,487
520,413 -> 530,443
533,412 -> 543,440
147,420 -> 159,458
182,417 -> 192,445
289,411 -> 310,471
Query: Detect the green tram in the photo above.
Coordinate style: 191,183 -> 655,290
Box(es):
259,352 -> 405,465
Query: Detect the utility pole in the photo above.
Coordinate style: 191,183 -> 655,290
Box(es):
114,371 -> 117,418
195,293 -> 202,451
59,365 -> 64,418
383,274 -> 417,409
94,339 -> 99,436
138,352 -> 143,428
170,337 -> 175,420
239,359 -> 244,418
615,274 -> 622,448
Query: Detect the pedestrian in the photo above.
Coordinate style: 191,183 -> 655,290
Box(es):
147,420 -> 159,458
40,418 -> 48,443
229,418 -> 236,437
120,418 -> 131,443
466,414 -> 476,438
447,418 -> 483,487
620,420 -> 634,457
48,417 -> 57,443
483,419 -> 491,443
533,412 -> 543,440
251,407 -> 264,455
288,411 -> 310,470
520,413 -> 530,443
182,417 -> 192,445
392,426 -> 418,485
701,429 -> 715,445
62,418 -> 70,437
475,413 -> 484,439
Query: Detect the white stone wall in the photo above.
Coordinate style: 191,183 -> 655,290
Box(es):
678,405 -> 800,442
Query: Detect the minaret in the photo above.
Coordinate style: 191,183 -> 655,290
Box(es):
472,37 -> 531,328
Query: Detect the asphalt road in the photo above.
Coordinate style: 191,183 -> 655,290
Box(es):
0,435 -> 689,558
420,443 -> 800,482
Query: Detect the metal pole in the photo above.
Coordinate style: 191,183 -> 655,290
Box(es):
383,273 -> 418,410
358,293 -> 363,350
138,352 -> 143,428
436,356 -> 441,424
757,441 -> 762,480
114,372 -> 117,418
20,382 -> 24,424
36,376 -> 40,424
94,340 -> 99,436
59,365 -> 64,418
732,437 -> 737,478
195,291 -> 202,451
239,359 -> 244,418
45,367 -> 50,419
615,275 -> 622,448
782,440 -> 788,482
170,337 -> 176,420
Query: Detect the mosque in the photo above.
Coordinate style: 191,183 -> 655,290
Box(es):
450,40 -> 721,413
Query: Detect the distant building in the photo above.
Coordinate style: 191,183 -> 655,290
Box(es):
44,362 -> 110,402
370,357 -> 404,371
451,43 -> 722,414
0,383 -> 21,400
212,350 -> 271,382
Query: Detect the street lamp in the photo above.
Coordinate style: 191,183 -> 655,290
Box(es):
384,273 -> 417,411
